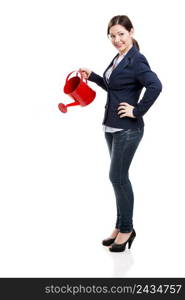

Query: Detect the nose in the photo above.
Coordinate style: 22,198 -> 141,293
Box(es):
114,35 -> 121,43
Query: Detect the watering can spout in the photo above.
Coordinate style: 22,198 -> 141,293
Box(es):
58,70 -> 96,113
58,101 -> 80,113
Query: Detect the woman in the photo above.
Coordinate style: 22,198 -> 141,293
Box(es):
79,15 -> 162,252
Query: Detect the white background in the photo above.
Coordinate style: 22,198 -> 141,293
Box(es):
0,0 -> 185,277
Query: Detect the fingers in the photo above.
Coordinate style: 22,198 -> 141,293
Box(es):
117,106 -> 135,118
118,103 -> 127,110
117,104 -> 127,115
79,68 -> 86,73
79,68 -> 91,80
79,70 -> 88,79
117,102 -> 129,118
117,108 -> 126,114
81,72 -> 88,79
119,112 -> 127,118
119,102 -> 128,106
117,107 -> 127,115
118,111 -> 127,118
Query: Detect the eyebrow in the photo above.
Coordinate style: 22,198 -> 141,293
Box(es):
110,31 -> 124,35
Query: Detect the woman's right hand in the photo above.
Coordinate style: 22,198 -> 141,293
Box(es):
79,68 -> 92,80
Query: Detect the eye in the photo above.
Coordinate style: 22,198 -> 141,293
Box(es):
119,33 -> 124,36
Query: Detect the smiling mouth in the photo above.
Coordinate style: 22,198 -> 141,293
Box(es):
115,44 -> 124,48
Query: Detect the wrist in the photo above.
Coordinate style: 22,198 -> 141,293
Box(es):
87,71 -> 92,79
131,108 -> 136,118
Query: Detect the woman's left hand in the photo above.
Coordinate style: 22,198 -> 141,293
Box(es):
117,102 -> 136,118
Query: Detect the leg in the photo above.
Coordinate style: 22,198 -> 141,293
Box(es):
109,128 -> 144,233
105,132 -> 121,230
104,132 -> 113,157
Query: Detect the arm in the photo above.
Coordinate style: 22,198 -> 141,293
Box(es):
133,55 -> 162,118
88,71 -> 108,91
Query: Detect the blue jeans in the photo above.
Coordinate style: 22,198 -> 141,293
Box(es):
105,127 -> 144,233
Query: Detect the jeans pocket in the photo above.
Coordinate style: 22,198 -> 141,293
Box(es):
126,128 -> 142,141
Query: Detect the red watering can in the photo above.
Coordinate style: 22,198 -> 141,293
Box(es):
58,71 -> 96,113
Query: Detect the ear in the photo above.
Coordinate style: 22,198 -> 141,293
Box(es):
130,28 -> 134,37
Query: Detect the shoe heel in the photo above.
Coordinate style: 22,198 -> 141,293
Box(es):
128,236 -> 135,249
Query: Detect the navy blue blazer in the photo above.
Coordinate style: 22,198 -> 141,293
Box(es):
88,45 -> 162,129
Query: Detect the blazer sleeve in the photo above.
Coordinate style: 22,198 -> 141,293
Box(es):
133,55 -> 162,118
88,71 -> 107,91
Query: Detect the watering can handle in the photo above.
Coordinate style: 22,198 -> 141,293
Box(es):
65,70 -> 88,84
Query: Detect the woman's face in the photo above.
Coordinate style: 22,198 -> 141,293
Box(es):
109,24 -> 134,54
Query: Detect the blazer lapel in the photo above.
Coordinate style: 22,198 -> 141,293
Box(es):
103,53 -> 118,87
103,45 -> 138,83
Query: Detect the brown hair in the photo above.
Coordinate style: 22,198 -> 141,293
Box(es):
107,15 -> 140,51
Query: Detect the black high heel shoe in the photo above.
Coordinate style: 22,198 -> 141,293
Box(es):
109,229 -> 136,252
102,237 -> 116,246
